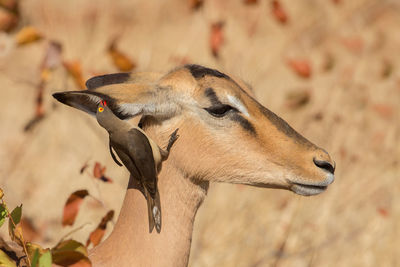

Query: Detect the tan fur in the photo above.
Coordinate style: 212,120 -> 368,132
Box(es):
58,65 -> 335,266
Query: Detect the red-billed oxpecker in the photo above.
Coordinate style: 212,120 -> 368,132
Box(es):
96,100 -> 179,233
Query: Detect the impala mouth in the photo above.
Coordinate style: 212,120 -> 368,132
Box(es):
291,183 -> 328,196
290,174 -> 334,196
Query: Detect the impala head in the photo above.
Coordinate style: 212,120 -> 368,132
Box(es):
53,65 -> 335,196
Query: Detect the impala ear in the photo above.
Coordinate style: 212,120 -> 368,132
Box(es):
86,72 -> 163,90
53,73 -> 178,119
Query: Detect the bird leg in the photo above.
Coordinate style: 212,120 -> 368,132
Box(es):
160,128 -> 179,161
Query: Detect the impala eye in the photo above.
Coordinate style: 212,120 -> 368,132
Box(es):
205,104 -> 236,117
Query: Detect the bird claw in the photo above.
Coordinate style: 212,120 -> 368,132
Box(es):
166,128 -> 179,153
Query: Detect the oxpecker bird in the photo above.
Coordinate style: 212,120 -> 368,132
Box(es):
96,100 -> 179,233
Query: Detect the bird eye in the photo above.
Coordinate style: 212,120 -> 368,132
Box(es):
98,107 -> 104,112
205,104 -> 236,118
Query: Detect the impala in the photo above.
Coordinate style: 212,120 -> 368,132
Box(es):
53,64 -> 335,267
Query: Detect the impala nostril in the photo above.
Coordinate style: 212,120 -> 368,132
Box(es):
313,157 -> 335,174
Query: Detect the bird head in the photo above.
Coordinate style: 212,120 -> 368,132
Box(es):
96,100 -> 117,130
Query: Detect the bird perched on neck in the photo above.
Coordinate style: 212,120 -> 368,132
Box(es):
96,100 -> 179,233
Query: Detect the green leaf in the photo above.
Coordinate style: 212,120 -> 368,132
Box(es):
31,249 -> 39,267
38,251 -> 51,267
0,205 -> 7,228
0,249 -> 17,267
9,205 -> 22,225
8,205 -> 23,247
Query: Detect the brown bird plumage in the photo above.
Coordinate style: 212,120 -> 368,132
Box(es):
96,100 -> 179,233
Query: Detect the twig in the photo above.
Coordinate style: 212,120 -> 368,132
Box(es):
1,199 -> 31,267
59,222 -> 91,243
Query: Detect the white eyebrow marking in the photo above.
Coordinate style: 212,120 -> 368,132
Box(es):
227,95 -> 249,117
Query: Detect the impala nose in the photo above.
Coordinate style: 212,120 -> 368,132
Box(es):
313,152 -> 335,174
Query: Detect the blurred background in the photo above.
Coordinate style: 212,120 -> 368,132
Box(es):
0,0 -> 399,266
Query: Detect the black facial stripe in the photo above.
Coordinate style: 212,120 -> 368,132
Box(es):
231,114 -> 256,135
86,73 -> 131,90
185,64 -> 231,80
186,64 -> 251,102
204,87 -> 222,106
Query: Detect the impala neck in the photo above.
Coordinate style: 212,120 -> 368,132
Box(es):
89,162 -> 208,267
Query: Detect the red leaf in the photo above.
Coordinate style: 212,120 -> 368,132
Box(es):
86,210 -> 114,248
93,162 -> 105,178
377,207 -> 389,217
287,59 -> 312,78
371,104 -> 394,119
271,0 -> 288,24
0,8 -> 18,32
210,22 -> 224,58
93,162 -> 112,183
62,190 -> 89,226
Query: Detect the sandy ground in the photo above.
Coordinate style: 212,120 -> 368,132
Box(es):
0,0 -> 399,266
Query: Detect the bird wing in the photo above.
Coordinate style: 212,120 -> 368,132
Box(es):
126,128 -> 158,197
109,139 -> 123,166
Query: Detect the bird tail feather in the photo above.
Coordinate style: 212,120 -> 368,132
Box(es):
145,189 -> 162,234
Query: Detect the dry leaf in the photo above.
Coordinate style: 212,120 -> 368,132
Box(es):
285,89 -> 311,109
322,53 -> 335,72
210,22 -> 224,58
271,0 -> 288,24
189,0 -> 204,10
15,26 -> 42,46
41,41 -> 62,71
52,239 -> 91,267
63,60 -> 86,90
20,218 -> 39,242
0,0 -> 18,11
93,162 -> 113,183
80,161 -> 89,174
287,59 -> 312,78
26,242 -> 46,258
86,210 -> 114,248
244,0 -> 258,5
0,8 -> 17,32
62,190 -> 89,226
0,249 -> 17,267
381,60 -> 392,79
0,236 -> 23,266
108,39 -> 135,72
